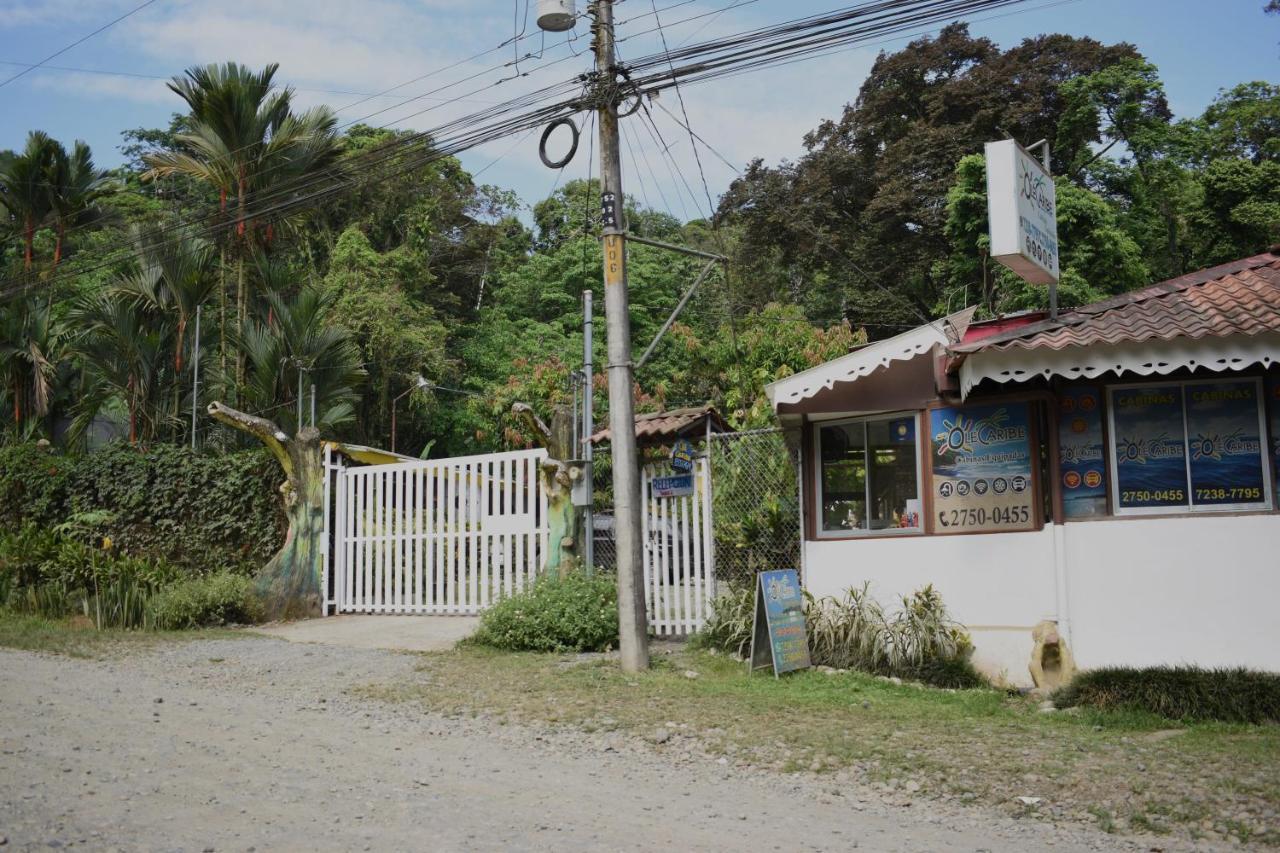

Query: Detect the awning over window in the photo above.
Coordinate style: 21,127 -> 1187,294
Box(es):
953,251 -> 1280,396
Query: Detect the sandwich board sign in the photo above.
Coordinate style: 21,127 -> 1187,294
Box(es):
984,139 -> 1059,285
749,569 -> 811,677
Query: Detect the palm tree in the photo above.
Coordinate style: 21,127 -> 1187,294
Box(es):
0,295 -> 62,430
0,131 -> 58,270
142,62 -> 343,386
116,225 -> 216,374
70,292 -> 175,447
47,140 -> 114,268
237,285 -> 365,435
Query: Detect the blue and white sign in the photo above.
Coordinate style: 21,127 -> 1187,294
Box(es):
749,569 -> 811,676
930,402 -> 1036,533
652,474 -> 694,498
670,438 -> 695,473
985,139 -> 1059,285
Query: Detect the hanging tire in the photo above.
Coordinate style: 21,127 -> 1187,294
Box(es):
539,117 -> 579,169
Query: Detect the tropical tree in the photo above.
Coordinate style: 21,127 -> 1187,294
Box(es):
142,62 -> 343,382
70,292 -> 176,446
236,285 -> 366,436
47,140 -> 114,268
0,131 -> 58,270
115,226 -> 216,374
0,295 -> 63,431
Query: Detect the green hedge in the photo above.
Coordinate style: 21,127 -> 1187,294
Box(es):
467,572 -> 619,653
1054,666 -> 1280,724
0,442 -> 285,576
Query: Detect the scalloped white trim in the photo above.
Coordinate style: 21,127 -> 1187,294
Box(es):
960,332 -> 1280,397
767,309 -> 975,409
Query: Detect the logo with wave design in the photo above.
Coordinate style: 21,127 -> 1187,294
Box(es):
1116,432 -> 1185,464
934,408 -> 1025,456
1190,429 -> 1260,461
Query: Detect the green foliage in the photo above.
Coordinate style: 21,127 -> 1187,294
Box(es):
1054,666 -> 1280,724
0,442 -> 284,575
942,153 -> 1147,316
467,572 -> 618,653
699,580 -> 984,689
147,571 -> 263,629
692,582 -> 755,658
82,575 -> 153,630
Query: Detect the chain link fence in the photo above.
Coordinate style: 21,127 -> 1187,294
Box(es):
585,429 -> 802,592
707,429 -> 802,590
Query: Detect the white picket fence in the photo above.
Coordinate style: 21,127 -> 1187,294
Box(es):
642,457 -> 715,635
323,447 -> 548,615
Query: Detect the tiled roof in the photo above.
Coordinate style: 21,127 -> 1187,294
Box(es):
952,251 -> 1280,354
589,404 -> 728,445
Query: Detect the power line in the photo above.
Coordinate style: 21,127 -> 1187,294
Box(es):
0,0 -> 161,90
0,59 -> 504,103
648,0 -> 717,220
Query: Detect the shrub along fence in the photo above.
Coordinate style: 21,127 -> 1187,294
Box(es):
0,442 -> 285,576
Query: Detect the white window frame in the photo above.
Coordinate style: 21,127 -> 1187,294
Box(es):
1106,377 -> 1274,516
813,411 -> 924,538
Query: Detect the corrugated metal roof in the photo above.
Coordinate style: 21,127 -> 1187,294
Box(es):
589,405 -> 728,445
952,251 -> 1280,354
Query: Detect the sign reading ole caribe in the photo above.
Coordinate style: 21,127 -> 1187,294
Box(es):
984,139 -> 1059,285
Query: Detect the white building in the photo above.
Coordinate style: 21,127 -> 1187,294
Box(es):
766,251 -> 1280,686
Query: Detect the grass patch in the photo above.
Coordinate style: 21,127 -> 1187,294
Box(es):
0,609 -> 245,658
363,645 -> 1280,847
1054,666 -> 1280,724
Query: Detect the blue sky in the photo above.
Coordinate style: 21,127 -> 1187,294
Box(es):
1,0 -> 1276,222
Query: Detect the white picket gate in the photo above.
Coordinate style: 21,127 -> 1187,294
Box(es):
322,448 -> 548,615
641,457 -> 715,635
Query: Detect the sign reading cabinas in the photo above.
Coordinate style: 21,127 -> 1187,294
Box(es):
929,402 -> 1037,533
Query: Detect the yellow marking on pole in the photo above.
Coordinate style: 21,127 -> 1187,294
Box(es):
603,234 -> 624,286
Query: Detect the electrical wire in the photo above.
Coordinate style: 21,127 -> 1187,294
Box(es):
0,0 -> 160,90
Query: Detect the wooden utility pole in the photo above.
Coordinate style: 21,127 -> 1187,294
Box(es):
593,0 -> 649,672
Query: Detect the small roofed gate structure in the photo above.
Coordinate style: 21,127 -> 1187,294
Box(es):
321,444 -> 549,615
591,405 -> 728,635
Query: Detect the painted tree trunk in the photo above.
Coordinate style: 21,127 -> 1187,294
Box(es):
512,402 -> 585,579
208,401 -> 324,620
539,458 -> 585,579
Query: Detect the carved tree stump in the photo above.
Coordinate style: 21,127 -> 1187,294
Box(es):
512,402 -> 584,579
208,401 -> 323,620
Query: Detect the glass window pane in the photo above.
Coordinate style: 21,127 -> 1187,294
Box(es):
1057,386 -> 1107,518
1110,385 -> 1188,510
1185,380 -> 1267,507
867,417 -> 920,530
819,422 -> 866,531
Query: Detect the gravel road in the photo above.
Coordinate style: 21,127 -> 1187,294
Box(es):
0,637 -> 1220,852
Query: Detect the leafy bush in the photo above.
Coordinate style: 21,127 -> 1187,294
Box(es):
468,572 -> 618,653
0,442 -> 285,576
147,572 -> 264,630
699,580 -> 985,688
0,523 -> 61,589
692,583 -> 754,658
1054,666 -> 1280,724
82,576 -> 153,630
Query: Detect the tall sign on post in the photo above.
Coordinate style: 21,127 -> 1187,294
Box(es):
592,0 -> 650,672
985,139 -> 1059,316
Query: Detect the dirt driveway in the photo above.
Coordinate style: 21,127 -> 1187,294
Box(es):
0,636 -> 1206,852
